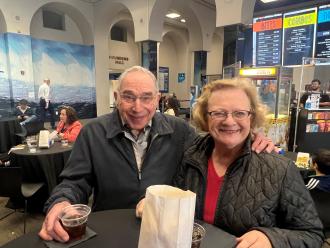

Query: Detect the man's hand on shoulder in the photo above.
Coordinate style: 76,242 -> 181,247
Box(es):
251,131 -> 278,154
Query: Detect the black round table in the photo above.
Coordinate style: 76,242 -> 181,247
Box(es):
2,209 -> 236,248
10,142 -> 72,194
0,117 -> 21,153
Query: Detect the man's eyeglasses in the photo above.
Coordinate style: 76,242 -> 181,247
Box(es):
207,110 -> 252,120
120,93 -> 155,104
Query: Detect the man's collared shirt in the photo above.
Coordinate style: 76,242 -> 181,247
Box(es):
122,120 -> 152,173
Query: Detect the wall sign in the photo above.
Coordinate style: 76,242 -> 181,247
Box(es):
159,66 -> 169,93
109,55 -> 129,65
178,73 -> 185,83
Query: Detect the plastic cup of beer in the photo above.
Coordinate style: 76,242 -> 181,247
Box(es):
27,139 -> 38,153
191,223 -> 206,248
59,204 -> 91,241
61,139 -> 69,147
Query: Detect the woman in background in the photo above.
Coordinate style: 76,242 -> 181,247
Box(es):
56,106 -> 82,142
164,97 -> 179,116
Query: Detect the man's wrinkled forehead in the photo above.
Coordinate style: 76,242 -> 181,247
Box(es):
120,71 -> 157,92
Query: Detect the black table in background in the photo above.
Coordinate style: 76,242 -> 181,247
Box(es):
10,142 -> 72,194
2,209 -> 236,248
0,117 -> 21,153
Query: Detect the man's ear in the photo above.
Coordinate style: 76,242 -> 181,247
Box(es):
114,91 -> 118,101
156,92 -> 161,102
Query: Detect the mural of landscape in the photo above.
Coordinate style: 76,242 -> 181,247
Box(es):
0,32 -> 96,119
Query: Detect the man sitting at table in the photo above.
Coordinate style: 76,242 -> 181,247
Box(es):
14,99 -> 37,126
38,66 -> 275,243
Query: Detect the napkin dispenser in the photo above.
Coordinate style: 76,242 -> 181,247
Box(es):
38,130 -> 51,148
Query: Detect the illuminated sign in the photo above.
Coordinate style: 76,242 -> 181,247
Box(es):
239,68 -> 277,77
282,8 -> 317,66
315,4 -> 330,61
253,14 -> 282,67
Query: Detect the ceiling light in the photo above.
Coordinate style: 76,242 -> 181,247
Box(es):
180,19 -> 186,23
260,0 -> 278,3
166,12 -> 181,19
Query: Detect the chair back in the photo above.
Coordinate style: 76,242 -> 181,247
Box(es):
0,166 -> 22,198
310,189 -> 330,234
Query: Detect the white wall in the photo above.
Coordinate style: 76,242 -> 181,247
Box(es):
160,24 -> 191,102
30,10 -> 83,44
0,0 -> 93,38
108,30 -> 140,71
206,32 -> 223,76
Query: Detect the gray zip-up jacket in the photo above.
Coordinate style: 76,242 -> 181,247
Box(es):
45,110 -> 197,212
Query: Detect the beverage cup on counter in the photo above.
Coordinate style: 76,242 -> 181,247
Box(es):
59,204 -> 91,242
61,139 -> 69,147
191,223 -> 206,248
27,139 -> 38,153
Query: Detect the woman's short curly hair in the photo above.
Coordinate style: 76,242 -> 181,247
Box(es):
192,78 -> 268,132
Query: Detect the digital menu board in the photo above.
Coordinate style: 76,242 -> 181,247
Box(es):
282,8 -> 317,66
315,4 -> 330,60
253,14 -> 282,67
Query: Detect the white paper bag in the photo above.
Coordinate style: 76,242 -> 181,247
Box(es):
138,185 -> 196,248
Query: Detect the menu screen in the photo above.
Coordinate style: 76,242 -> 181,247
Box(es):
315,5 -> 330,60
253,14 -> 282,67
282,8 -> 317,66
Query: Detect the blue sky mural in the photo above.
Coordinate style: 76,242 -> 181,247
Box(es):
0,33 -> 96,118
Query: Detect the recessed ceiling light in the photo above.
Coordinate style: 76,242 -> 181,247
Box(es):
260,0 -> 278,3
180,19 -> 186,23
166,12 -> 181,19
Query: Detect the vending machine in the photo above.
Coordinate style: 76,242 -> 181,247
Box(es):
239,67 -> 293,149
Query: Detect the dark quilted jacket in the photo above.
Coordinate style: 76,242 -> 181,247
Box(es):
174,134 -> 324,248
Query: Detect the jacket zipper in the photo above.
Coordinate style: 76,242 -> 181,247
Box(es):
138,133 -> 159,181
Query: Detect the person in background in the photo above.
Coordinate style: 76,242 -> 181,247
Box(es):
306,149 -> 330,192
14,99 -> 37,125
158,94 -> 166,113
56,106 -> 82,143
170,78 -> 323,247
171,92 -> 181,110
39,66 -> 275,243
300,79 -> 330,108
38,78 -> 56,129
164,97 -> 179,116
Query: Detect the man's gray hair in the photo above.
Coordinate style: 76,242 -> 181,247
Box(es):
117,66 -> 159,92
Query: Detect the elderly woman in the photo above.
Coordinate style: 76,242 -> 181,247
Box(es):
173,78 -> 324,247
56,106 -> 82,142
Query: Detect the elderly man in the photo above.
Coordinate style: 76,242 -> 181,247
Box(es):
39,66 -> 274,242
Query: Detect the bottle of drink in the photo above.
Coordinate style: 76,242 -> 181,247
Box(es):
305,95 -> 312,110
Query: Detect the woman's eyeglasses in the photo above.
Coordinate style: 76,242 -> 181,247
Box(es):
207,110 -> 252,120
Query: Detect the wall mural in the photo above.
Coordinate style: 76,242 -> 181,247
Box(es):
0,32 -> 96,119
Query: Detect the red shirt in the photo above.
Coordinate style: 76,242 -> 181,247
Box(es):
203,158 -> 224,224
56,120 -> 82,142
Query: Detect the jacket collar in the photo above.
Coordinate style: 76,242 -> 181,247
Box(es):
185,134 -> 252,175
105,109 -> 174,139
